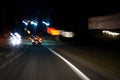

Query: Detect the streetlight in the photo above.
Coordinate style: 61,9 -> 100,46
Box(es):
22,21 -> 28,26
30,21 -> 38,26
42,21 -> 50,27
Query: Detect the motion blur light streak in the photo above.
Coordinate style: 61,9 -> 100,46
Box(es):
42,21 -> 50,26
47,27 -> 55,33
49,48 -> 90,80
50,30 -> 60,36
24,28 -> 31,34
10,33 -> 22,46
61,30 -> 74,38
30,21 -> 38,26
47,27 -> 60,35
14,33 -> 21,39
102,30 -> 120,37
22,21 -> 28,26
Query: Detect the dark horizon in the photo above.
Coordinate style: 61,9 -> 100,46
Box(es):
1,0 -> 120,32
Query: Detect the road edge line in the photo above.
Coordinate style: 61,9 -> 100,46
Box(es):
48,48 -> 90,80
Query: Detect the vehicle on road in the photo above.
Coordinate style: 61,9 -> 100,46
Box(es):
29,35 -> 42,45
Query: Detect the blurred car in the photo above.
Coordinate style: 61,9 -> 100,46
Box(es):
29,35 -> 42,45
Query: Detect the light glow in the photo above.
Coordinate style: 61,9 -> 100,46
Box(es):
61,30 -> 74,38
10,33 -> 22,46
102,30 -> 120,37
47,27 -> 60,36
30,21 -> 38,26
22,21 -> 28,26
42,21 -> 50,26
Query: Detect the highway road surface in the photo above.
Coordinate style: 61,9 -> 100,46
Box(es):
0,39 -> 119,80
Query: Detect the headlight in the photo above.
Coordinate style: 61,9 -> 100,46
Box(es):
10,32 -> 22,46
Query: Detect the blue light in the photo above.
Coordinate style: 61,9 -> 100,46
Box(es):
42,21 -> 50,26
30,21 -> 38,26
22,21 -> 28,26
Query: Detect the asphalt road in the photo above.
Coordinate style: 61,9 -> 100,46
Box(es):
0,39 -> 119,80
0,45 -> 81,80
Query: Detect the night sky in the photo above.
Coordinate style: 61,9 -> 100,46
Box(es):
0,0 -> 120,32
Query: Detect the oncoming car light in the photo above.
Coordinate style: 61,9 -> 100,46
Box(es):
10,32 -> 22,46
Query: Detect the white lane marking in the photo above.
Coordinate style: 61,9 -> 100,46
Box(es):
48,48 -> 90,80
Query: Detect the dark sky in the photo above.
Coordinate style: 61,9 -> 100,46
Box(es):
0,0 -> 120,31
